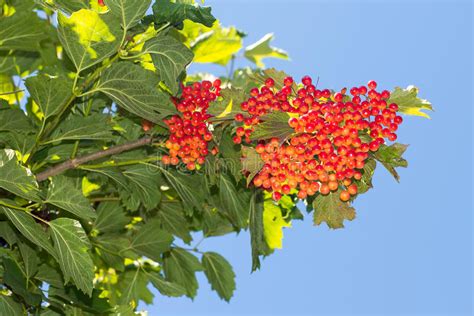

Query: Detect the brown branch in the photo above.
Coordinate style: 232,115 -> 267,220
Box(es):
36,136 -> 153,182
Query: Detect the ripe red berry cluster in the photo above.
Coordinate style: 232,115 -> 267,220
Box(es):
236,77 -> 403,201
162,80 -> 221,170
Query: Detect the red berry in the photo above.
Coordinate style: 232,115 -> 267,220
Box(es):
283,76 -> 294,87
368,80 -> 377,90
272,192 -> 282,201
265,78 -> 275,88
302,76 -> 312,86
233,136 -> 242,144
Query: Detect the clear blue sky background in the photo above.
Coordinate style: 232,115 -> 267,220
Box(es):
144,1 -> 473,315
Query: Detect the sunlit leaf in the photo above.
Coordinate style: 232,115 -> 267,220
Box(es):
263,198 -> 291,249
58,9 -> 121,72
0,149 -> 40,201
191,25 -> 242,65
105,0 -> 151,32
244,33 -> 289,68
388,86 -> 433,118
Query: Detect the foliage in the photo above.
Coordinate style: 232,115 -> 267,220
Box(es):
0,0 -> 432,314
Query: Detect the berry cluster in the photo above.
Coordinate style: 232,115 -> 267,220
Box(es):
236,77 -> 403,201
162,80 -> 221,170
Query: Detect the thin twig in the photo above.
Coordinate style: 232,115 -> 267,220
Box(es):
36,136 -> 153,181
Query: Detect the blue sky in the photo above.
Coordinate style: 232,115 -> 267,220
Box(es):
144,1 -> 473,315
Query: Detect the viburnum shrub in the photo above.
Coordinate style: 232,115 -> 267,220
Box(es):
233,76 -> 404,202
0,0 -> 432,314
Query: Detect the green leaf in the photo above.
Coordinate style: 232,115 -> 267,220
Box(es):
46,175 -> 96,220
95,62 -> 176,122
388,86 -> 433,118
147,271 -> 186,297
241,146 -> 264,186
249,111 -> 294,141
202,252 -> 236,302
57,9 -> 122,72
244,33 -> 289,68
25,75 -> 73,120
373,143 -> 408,182
0,206 -> 57,258
2,256 -> 42,306
144,34 -> 194,94
208,87 -> 246,119
0,51 -> 40,77
81,167 -> 128,189
48,285 -> 112,314
117,269 -> 154,305
152,0 -> 216,28
0,12 -> 48,51
19,242 -> 38,281
0,132 -> 35,159
94,201 -> 128,233
163,247 -> 202,298
155,165 -> 203,211
49,218 -> 94,296
0,149 -> 40,201
313,190 -> 356,229
35,263 -> 64,288
263,198 -> 291,249
249,191 -> 265,271
105,0 -> 151,31
201,206 -> 234,238
157,201 -> 192,244
0,295 -> 23,315
0,108 -> 34,134
191,25 -> 242,65
219,173 -> 248,228
47,113 -> 114,144
0,221 -> 17,245
129,219 -> 173,261
53,0 -> 88,13
0,74 -> 22,105
218,127 -> 243,181
122,164 -> 162,210
94,234 -> 130,271
251,68 -> 298,91
356,158 -> 376,194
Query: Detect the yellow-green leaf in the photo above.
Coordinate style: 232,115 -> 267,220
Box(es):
191,25 -> 242,66
58,9 -> 121,72
263,199 -> 291,249
244,33 -> 289,68
81,176 -> 100,197
388,85 -> 433,118
0,74 -> 22,105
